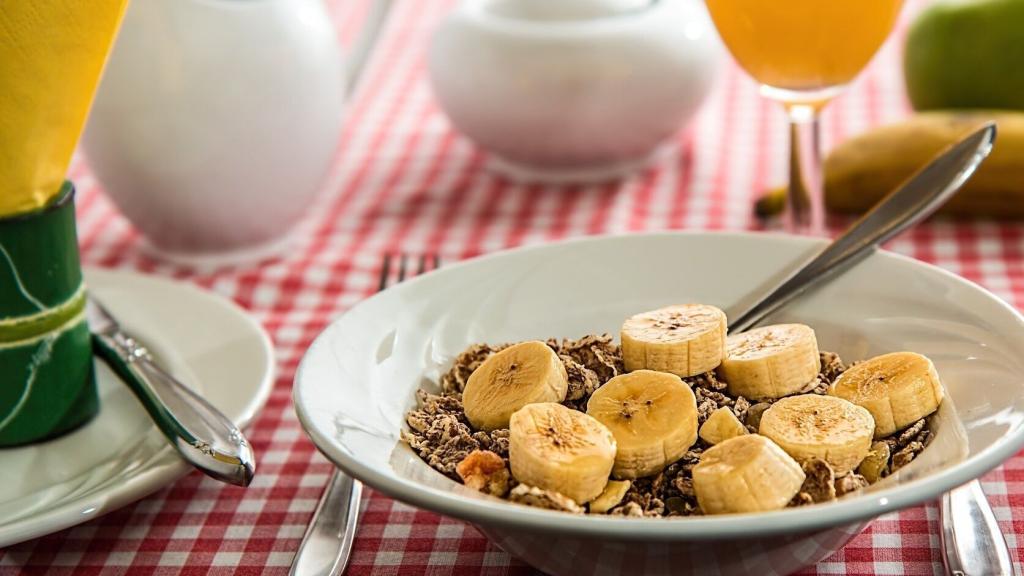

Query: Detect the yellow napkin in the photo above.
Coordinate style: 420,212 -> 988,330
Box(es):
0,1 -> 128,217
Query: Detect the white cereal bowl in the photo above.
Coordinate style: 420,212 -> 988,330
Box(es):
294,232 -> 1024,575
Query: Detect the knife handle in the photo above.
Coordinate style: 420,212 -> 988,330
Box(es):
92,332 -> 256,487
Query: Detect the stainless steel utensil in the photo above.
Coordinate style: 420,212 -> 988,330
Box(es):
726,122 -> 1010,576
728,122 -> 996,332
89,297 -> 255,487
289,471 -> 362,576
290,253 -> 440,576
941,480 -> 1016,576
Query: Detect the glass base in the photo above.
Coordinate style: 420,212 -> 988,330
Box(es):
760,83 -> 847,108
757,85 -> 831,237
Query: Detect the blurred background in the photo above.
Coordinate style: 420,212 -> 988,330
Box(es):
6,0 -> 1024,572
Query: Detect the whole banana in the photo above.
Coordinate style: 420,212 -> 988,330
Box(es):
755,111 -> 1024,218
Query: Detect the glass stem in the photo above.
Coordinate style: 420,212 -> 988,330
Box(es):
785,104 -> 826,235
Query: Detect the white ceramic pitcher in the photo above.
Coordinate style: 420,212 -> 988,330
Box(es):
429,0 -> 722,182
83,0 -> 390,266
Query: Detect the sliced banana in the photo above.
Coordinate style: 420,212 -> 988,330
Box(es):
692,434 -> 805,515
828,351 -> 944,438
759,394 -> 874,474
463,341 -> 569,431
699,407 -> 748,445
621,304 -> 727,377
857,441 -> 891,483
509,402 -> 616,504
586,370 -> 698,479
589,480 -> 632,514
717,324 -> 821,401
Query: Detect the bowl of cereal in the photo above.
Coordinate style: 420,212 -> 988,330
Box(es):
294,232 -> 1024,576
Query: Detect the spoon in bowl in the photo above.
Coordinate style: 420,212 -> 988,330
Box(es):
728,122 -> 995,332
725,122 -> 1013,576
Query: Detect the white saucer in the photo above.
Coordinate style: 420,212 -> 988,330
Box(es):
0,267 -> 274,547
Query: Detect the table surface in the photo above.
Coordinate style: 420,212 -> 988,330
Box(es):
4,0 -> 1024,574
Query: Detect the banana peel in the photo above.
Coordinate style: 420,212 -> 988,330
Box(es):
756,110 -> 1024,219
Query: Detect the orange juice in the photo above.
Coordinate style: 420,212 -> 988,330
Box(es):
705,0 -> 902,93
0,1 -> 129,216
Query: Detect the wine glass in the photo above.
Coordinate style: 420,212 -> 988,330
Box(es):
704,0 -> 904,234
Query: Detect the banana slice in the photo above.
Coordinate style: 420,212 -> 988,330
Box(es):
463,341 -> 569,431
857,441 -> 891,483
586,370 -> 698,479
698,406 -> 748,445
717,324 -> 821,400
692,434 -> 805,515
509,402 -> 616,504
589,480 -> 632,514
829,351 -> 943,438
621,304 -> 727,377
758,394 -> 875,473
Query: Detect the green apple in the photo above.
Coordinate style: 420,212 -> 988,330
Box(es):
904,0 -> 1024,111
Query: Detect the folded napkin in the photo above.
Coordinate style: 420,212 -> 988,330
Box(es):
0,1 -> 127,445
0,0 -> 128,216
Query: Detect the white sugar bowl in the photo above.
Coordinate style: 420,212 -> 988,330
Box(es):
428,0 -> 723,182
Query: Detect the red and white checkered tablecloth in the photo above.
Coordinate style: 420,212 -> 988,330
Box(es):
3,0 -> 1024,574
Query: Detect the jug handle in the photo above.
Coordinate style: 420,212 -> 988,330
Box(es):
344,0 -> 394,97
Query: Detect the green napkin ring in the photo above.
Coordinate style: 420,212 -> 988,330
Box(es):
0,182 -> 97,446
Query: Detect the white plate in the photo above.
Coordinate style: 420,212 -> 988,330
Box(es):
0,268 -> 274,548
294,232 -> 1024,575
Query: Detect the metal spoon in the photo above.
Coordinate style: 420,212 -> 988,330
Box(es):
729,122 -> 995,332
726,122 -> 1010,575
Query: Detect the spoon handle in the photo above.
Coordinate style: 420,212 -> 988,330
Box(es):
92,332 -> 256,487
941,480 -> 1017,576
728,122 -> 996,333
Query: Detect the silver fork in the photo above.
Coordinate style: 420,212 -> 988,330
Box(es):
289,253 -> 440,576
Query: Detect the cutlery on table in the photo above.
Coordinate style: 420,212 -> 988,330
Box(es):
289,253 -> 441,576
942,481 -> 1016,576
89,297 -> 256,487
727,122 -> 1013,576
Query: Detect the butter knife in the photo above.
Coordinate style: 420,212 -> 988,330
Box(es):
88,297 -> 256,487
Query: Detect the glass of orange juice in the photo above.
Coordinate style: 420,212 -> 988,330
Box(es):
704,0 -> 903,234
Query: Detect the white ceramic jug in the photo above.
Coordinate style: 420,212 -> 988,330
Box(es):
83,0 -> 388,265
429,0 -> 723,182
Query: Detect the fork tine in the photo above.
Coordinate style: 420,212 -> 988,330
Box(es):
378,253 -> 392,292
380,253 -> 441,291
397,253 -> 409,283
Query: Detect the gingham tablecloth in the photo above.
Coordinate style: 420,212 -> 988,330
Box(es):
3,0 -> 1023,574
